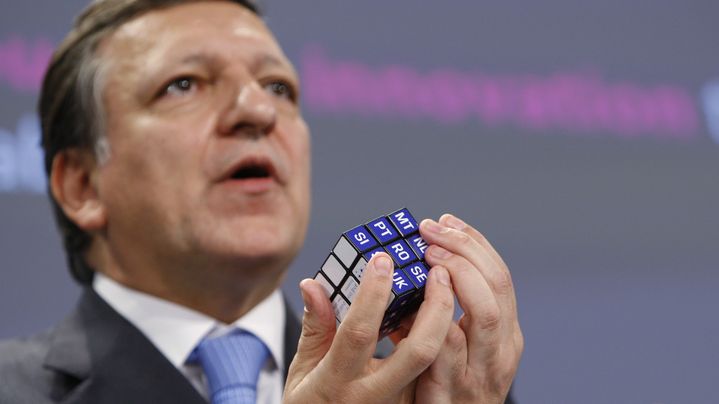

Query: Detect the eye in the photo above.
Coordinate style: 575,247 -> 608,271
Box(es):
265,80 -> 297,102
159,76 -> 198,98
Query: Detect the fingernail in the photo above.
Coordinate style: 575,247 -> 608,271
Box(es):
299,280 -> 314,313
374,255 -> 393,276
423,219 -> 449,234
429,245 -> 452,259
434,267 -> 450,286
444,214 -> 467,231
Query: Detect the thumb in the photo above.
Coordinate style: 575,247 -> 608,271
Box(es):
286,279 -> 336,384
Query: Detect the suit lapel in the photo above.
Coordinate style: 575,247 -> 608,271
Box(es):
43,289 -> 206,404
43,288 -> 303,403
282,294 -> 302,381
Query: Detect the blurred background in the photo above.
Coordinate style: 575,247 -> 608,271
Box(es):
1,1 -> 718,402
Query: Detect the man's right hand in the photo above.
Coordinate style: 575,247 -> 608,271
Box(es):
284,253 -> 456,404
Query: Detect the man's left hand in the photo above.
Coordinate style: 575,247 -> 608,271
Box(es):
390,213 -> 523,403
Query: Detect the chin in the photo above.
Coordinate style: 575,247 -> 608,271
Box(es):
200,219 -> 303,270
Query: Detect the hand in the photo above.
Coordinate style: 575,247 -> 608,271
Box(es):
390,213 -> 523,403
284,253 -> 456,404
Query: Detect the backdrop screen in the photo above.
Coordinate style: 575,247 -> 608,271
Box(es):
1,1 -> 717,402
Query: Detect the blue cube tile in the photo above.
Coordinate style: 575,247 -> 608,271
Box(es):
391,268 -> 416,296
406,233 -> 429,260
386,239 -> 417,268
366,216 -> 400,245
388,208 -> 419,237
402,262 -> 430,288
344,224 -> 379,253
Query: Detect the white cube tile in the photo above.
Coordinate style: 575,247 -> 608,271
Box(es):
333,236 -> 358,268
321,254 -> 346,287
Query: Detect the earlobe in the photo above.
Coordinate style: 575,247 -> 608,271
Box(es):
50,149 -> 107,232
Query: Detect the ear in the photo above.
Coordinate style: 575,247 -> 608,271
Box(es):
50,148 -> 107,232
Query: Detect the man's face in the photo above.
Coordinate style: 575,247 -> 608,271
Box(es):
94,2 -> 310,277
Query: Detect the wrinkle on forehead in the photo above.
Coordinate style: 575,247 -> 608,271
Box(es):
115,1 -> 267,39
103,1 -> 278,62
97,1 -> 293,99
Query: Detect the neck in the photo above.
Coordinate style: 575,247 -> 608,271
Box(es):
87,240 -> 288,323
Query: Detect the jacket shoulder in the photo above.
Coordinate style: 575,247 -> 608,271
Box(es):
0,331 -> 61,403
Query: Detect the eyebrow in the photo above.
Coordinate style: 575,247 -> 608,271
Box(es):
176,52 -> 294,75
136,50 -> 297,99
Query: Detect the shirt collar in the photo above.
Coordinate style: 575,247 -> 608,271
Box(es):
93,273 -> 286,371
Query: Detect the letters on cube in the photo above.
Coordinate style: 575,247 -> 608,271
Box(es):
314,207 -> 430,338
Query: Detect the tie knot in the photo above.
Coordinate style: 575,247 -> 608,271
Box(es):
192,330 -> 270,404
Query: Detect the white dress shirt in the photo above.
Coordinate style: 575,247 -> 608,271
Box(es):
93,273 -> 286,403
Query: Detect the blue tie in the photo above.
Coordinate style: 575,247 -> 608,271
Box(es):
192,330 -> 270,404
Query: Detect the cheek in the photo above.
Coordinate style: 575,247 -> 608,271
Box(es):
288,123 -> 312,194
101,120 -> 208,212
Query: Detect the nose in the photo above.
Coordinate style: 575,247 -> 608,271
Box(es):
218,80 -> 277,137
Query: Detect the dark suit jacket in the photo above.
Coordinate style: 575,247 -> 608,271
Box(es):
0,288 -> 516,403
0,288 -> 301,404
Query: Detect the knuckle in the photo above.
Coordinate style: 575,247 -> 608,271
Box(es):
340,323 -> 376,349
407,341 -> 439,368
473,304 -> 501,331
446,326 -> 466,350
452,229 -> 472,245
491,269 -> 514,295
428,289 -> 455,312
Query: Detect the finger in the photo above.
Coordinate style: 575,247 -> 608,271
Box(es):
421,218 -> 514,309
438,213 -> 517,313
421,217 -> 517,330
421,218 -> 521,368
324,253 -> 394,378
439,213 -> 509,273
287,279 -> 338,386
435,214 -> 522,342
415,323 -> 468,404
374,266 -> 455,388
430,323 -> 468,383
424,243 -> 500,332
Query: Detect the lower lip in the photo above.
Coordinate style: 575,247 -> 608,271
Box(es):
222,177 -> 277,194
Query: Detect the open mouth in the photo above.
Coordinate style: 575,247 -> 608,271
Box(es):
231,164 -> 271,180
225,157 -> 278,186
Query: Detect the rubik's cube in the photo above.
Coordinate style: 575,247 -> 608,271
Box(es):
314,208 -> 430,338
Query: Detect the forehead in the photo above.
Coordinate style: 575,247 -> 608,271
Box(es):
99,1 -> 290,75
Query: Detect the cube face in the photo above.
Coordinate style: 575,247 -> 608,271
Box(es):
407,234 -> 429,261
321,254 -> 346,288
345,224 -> 379,253
403,261 -> 430,288
314,208 -> 431,338
386,239 -> 417,268
367,217 -> 400,244
389,208 -> 419,237
391,268 -> 416,296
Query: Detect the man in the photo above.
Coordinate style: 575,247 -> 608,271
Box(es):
0,1 -> 523,403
